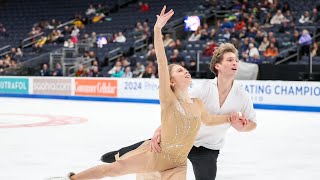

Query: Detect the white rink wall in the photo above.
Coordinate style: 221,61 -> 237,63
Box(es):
0,77 -> 319,112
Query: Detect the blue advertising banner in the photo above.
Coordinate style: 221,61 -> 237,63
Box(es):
0,78 -> 29,94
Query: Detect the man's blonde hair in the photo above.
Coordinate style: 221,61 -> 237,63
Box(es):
209,43 -> 238,76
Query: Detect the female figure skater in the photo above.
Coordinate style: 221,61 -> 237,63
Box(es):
47,6 -> 242,180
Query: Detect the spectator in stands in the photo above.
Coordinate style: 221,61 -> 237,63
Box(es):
169,49 -> 185,63
71,25 -> 80,38
229,27 -> 237,40
92,10 -> 106,23
270,10 -> 287,25
134,22 -> 144,34
291,30 -> 301,44
146,61 -> 157,75
238,27 -> 248,39
239,37 -> 249,57
90,59 -> 99,71
40,63 -> 50,76
52,63 -> 63,76
270,37 -> 279,49
311,42 -> 319,57
188,28 -> 202,42
220,18 -> 234,30
203,40 -> 217,57
16,48 -> 23,61
91,66 -> 102,77
47,19 -> 60,29
0,60 -> 5,73
81,33 -> 90,44
199,23 -> 210,40
284,10 -> 294,23
122,66 -> 133,78
73,15 -> 86,29
259,37 -> 270,52
263,43 -> 278,58
86,4 -> 96,15
90,32 -> 97,47
298,29 -> 312,56
29,27 -> 40,37
75,64 -> 86,77
108,61 -> 122,76
247,27 -> 257,39
139,2 -> 150,12
64,38 -> 75,48
299,11 -> 312,24
142,23 -> 152,41
179,60 -> 187,70
54,30 -> 65,43
133,62 -> 145,77
169,39 -> 184,50
209,28 -> 216,40
311,8 -> 320,23
163,34 -> 174,47
269,1 -> 280,15
84,68 -> 92,77
235,18 -> 246,31
188,59 -> 197,77
223,28 -> 231,40
261,12 -> 272,27
146,44 -> 154,54
247,43 -> 260,59
91,52 -> 98,63
33,36 -> 47,52
9,48 -> 17,60
246,17 -> 255,30
4,54 -> 12,67
48,30 -> 59,43
254,30 -> 264,44
140,66 -> 156,78
62,26 -> 71,37
113,32 -> 126,43
146,48 -> 157,62
142,21 -> 149,30
231,38 -> 240,50
71,35 -> 79,45
267,30 -> 273,40
81,51 -> 90,61
278,21 -> 290,34
121,58 -> 130,69
247,53 -> 262,64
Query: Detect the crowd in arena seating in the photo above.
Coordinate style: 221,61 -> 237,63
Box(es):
55,0 -> 320,78
0,0 -> 320,77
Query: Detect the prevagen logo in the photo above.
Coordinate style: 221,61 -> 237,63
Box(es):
0,78 -> 29,94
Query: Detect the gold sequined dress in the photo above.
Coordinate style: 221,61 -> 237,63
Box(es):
112,64 -> 229,179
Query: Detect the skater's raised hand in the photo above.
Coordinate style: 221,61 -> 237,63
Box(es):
154,6 -> 174,30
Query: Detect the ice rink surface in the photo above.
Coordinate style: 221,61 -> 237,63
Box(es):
1,97 -> 320,180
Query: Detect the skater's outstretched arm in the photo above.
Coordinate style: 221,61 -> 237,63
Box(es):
154,6 -> 175,108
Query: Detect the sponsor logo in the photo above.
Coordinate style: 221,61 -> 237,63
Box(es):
75,79 -> 117,97
0,78 -> 29,94
33,78 -> 72,95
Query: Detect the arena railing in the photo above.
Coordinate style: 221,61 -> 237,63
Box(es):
67,57 -> 95,76
0,45 -> 10,57
275,30 -> 320,65
3,50 -> 52,76
20,32 -> 44,49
